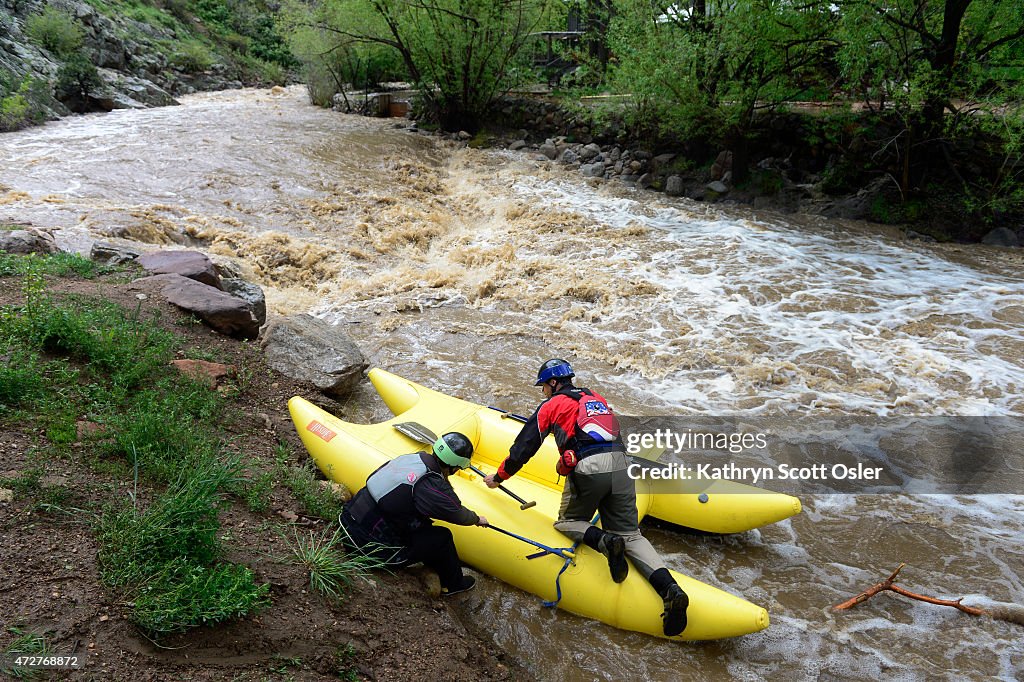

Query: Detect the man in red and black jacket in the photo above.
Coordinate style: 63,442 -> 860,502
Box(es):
484,359 -> 690,637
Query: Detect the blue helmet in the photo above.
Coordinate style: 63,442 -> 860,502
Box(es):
535,358 -> 574,386
432,432 -> 473,469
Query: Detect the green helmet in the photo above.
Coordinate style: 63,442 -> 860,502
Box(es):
432,432 -> 473,469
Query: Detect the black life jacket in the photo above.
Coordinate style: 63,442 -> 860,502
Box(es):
345,452 -> 437,537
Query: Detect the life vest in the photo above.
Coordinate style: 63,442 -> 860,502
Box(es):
554,387 -> 622,457
346,452 -> 435,536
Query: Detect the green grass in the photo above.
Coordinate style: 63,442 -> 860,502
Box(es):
235,467 -> 275,513
0,254 -> 272,639
0,252 -> 104,278
286,527 -> 386,600
1,628 -> 51,680
0,463 -> 45,499
99,378 -> 226,483
0,347 -> 46,408
26,297 -> 176,389
278,455 -> 347,521
268,653 -> 303,674
97,458 -> 270,635
131,560 -> 268,634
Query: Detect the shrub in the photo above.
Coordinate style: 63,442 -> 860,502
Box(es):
27,298 -> 176,389
287,527 -> 388,600
0,71 -> 51,132
0,90 -> 30,131
131,561 -> 269,634
55,55 -> 103,111
24,7 -> 83,58
171,41 -> 215,73
158,0 -> 191,23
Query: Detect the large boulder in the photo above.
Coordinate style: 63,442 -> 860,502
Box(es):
981,227 -> 1019,247
0,229 -> 58,255
665,175 -> 685,196
261,315 -> 368,397
137,250 -> 222,289
222,277 -> 267,327
131,274 -> 260,340
91,241 -> 142,265
52,228 -> 96,257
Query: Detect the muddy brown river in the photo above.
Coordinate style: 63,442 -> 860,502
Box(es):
1,87 -> 1021,680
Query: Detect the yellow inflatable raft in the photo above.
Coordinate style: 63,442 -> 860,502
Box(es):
288,370 -> 783,641
367,368 -> 801,534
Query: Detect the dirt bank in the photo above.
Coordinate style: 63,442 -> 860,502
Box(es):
0,263 -> 530,681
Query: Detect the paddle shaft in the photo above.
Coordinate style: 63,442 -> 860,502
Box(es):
485,523 -> 574,560
489,406 -> 530,423
392,422 -> 537,510
468,464 -> 536,510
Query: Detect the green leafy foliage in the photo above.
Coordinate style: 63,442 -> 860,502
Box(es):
55,55 -> 104,111
190,0 -> 298,69
131,561 -> 268,634
24,6 -> 84,58
0,71 -> 51,132
171,39 -> 216,72
281,0 -> 404,106
0,254 -> 271,640
281,0 -> 554,129
0,348 -> 46,408
608,0 -> 835,170
21,297 -> 176,389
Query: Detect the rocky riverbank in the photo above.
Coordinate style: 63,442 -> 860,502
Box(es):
1,0 -> 288,125
396,94 -> 1023,248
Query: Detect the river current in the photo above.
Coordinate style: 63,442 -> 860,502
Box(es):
1,87 -> 1021,680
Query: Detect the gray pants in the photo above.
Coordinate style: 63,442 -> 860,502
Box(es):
553,450 -> 667,579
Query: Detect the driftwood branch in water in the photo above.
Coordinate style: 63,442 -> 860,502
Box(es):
834,563 -> 986,617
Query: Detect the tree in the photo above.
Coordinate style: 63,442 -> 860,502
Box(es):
55,55 -> 103,113
608,0 -> 836,181
282,1 -> 404,107
836,0 -> 1024,195
284,0 -> 555,130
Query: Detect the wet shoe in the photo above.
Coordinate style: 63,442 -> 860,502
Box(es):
661,584 -> 689,637
603,534 -> 628,583
441,575 -> 476,596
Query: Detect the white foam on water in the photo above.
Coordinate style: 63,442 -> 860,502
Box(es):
505,175 -> 1024,416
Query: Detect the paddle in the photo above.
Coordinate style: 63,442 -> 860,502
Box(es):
392,421 -> 537,510
485,523 -> 575,561
488,406 -> 529,423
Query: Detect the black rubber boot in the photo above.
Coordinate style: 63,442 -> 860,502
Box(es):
661,583 -> 689,637
600,533 -> 628,584
441,575 -> 476,596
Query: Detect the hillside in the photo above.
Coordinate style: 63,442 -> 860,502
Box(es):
0,0 -> 293,129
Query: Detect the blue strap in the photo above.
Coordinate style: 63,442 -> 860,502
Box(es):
540,513 -> 601,608
540,537 -> 583,608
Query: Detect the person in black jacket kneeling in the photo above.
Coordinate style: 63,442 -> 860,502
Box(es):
340,431 -> 487,595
